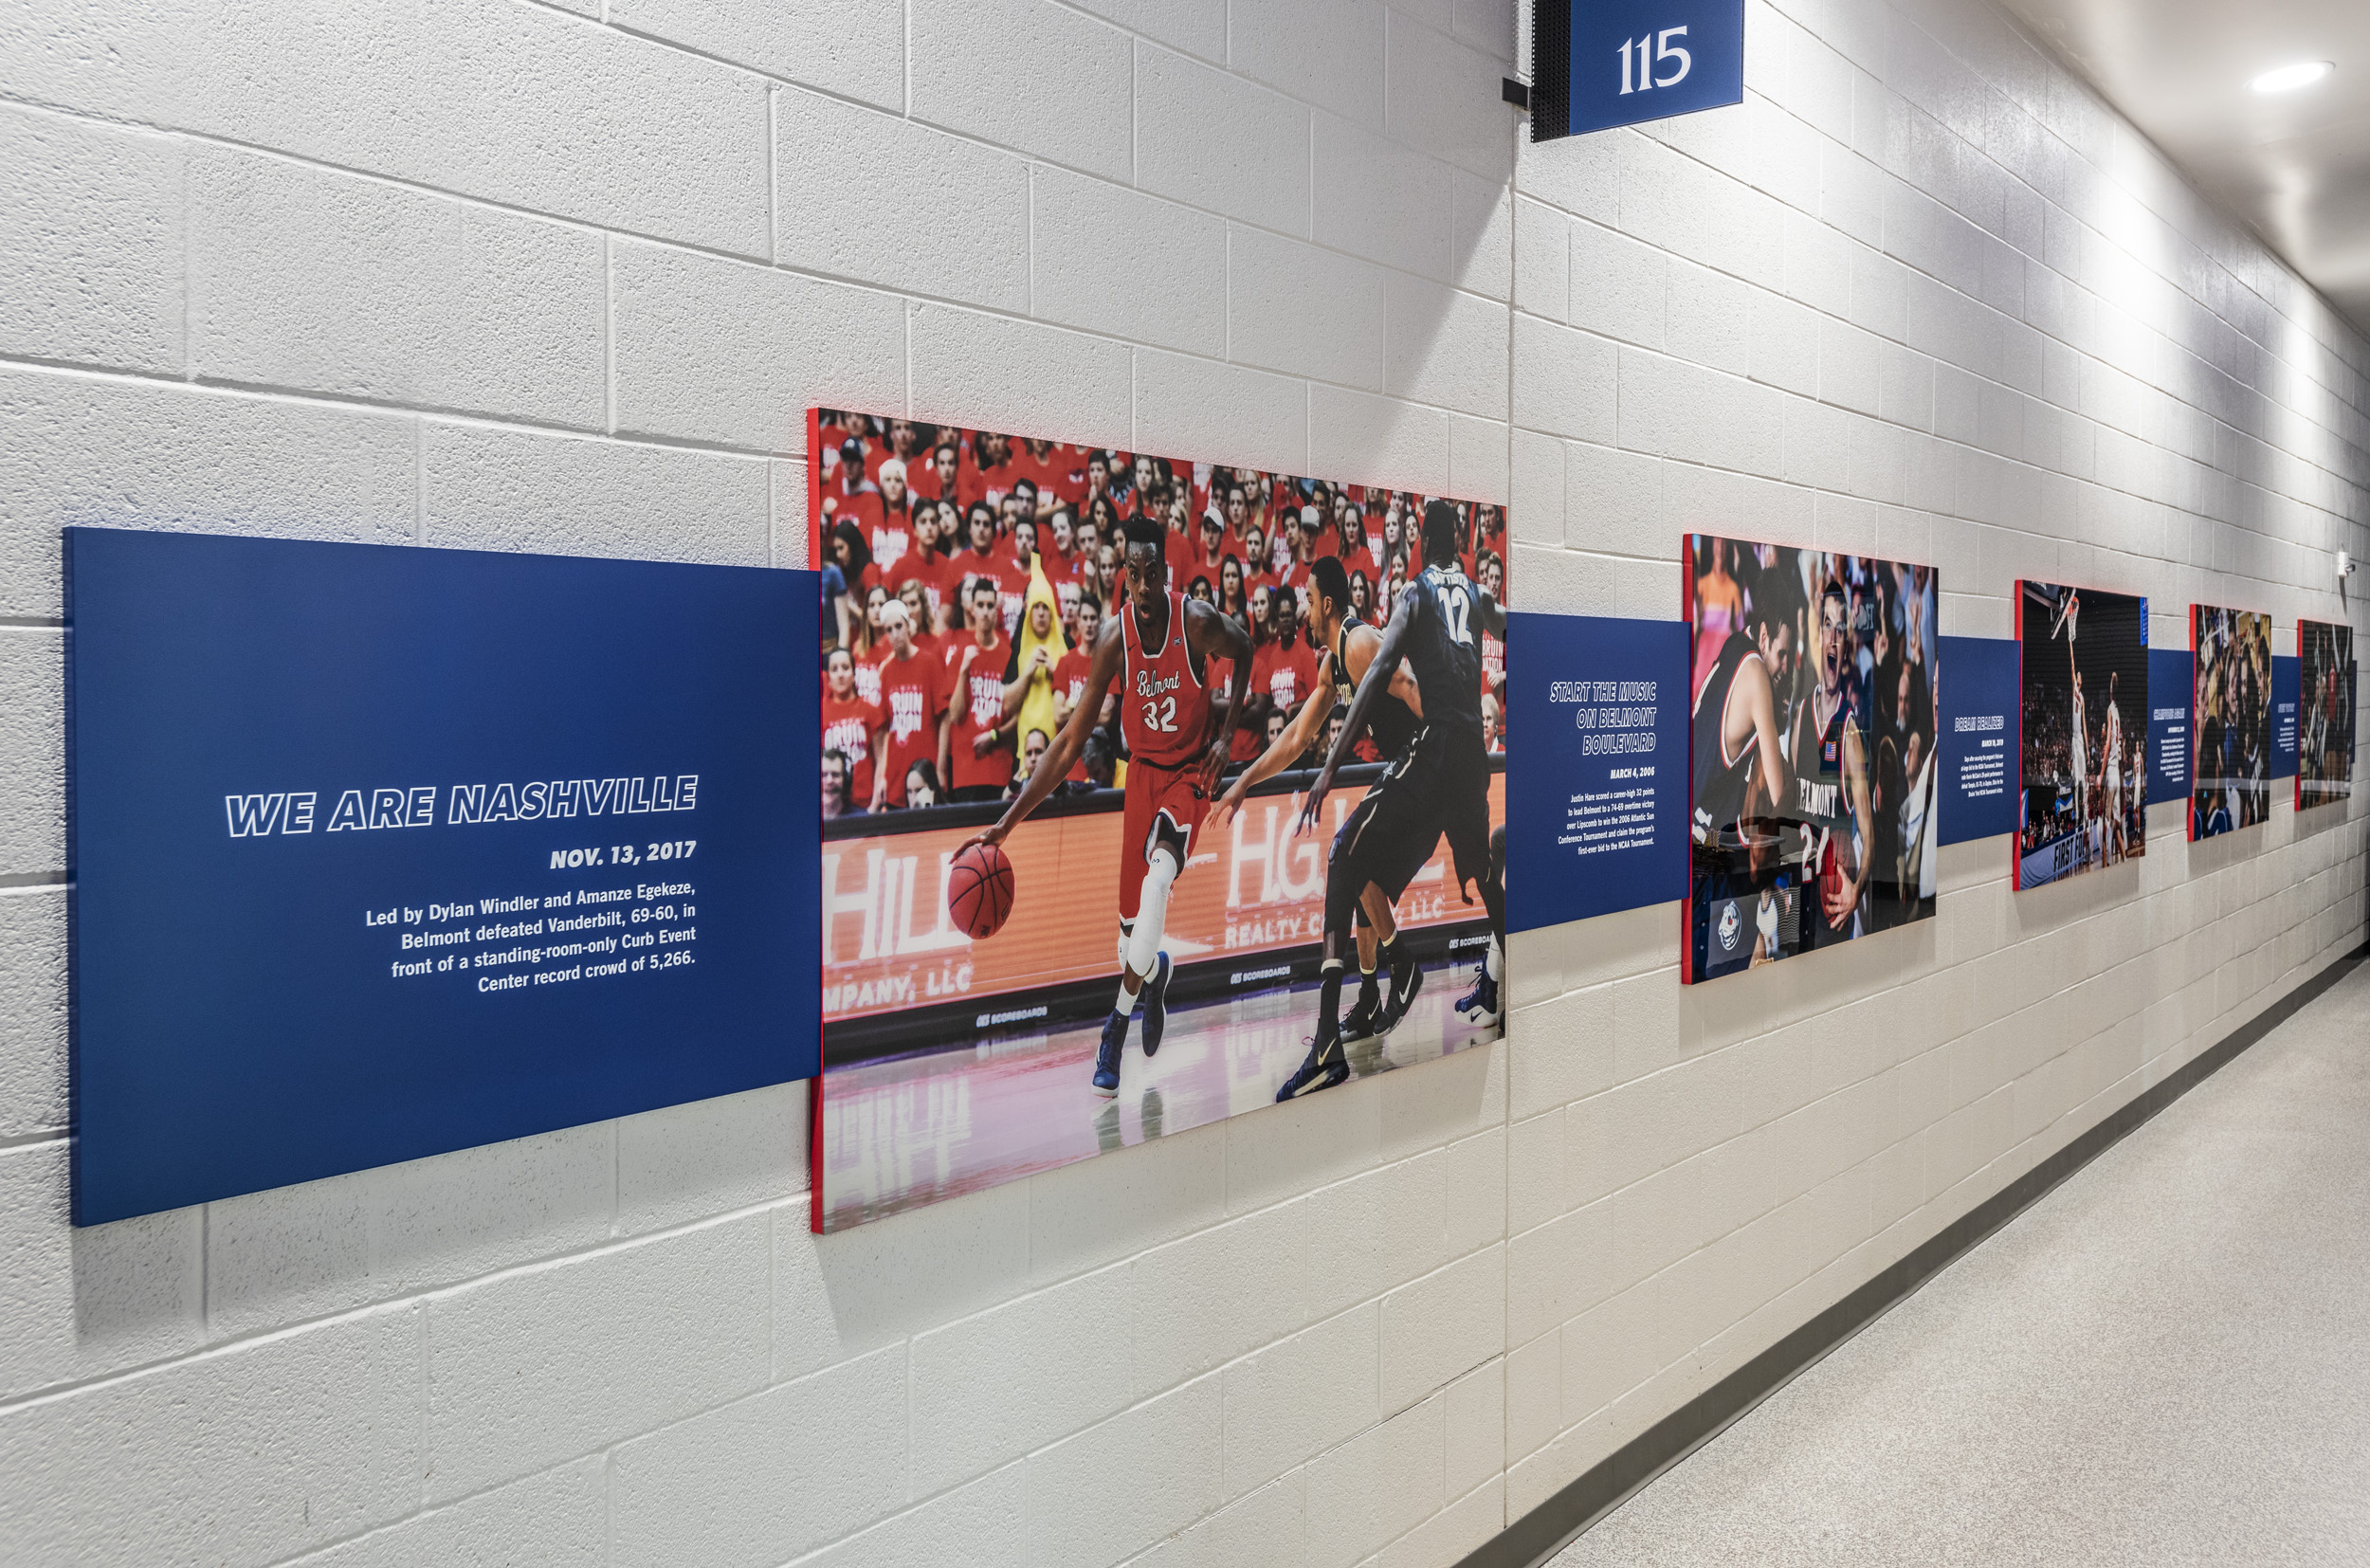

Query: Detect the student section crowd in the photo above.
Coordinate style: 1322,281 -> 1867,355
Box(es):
816,411 -> 1508,820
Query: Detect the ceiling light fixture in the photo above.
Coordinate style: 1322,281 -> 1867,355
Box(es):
2250,61 -> 2333,94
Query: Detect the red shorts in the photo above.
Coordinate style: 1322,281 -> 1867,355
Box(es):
1119,757 -> 1209,923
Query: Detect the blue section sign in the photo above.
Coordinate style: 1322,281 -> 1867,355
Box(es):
1533,0 -> 1745,140
2272,653 -> 2300,777
68,529 -> 819,1225
1937,635 -> 2016,846
1505,611 -> 1688,930
2147,648 -> 2193,805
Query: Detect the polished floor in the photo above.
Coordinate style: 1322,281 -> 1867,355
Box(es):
815,952 -> 1499,1231
1558,958 -> 2370,1567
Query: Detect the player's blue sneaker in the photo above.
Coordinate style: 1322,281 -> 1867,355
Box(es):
1275,1031 -> 1349,1101
1340,985 -> 1383,1043
1139,951 -> 1173,1058
1377,947 -> 1424,1033
1453,963 -> 1500,1030
1091,1012 -> 1126,1097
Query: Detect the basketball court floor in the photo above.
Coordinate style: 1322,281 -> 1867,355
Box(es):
815,954 -> 1500,1231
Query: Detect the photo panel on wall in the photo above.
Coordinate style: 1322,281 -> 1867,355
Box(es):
1683,537 -> 1940,982
2298,618 -> 2356,813
809,409 -> 1511,1232
2190,604 -> 2272,841
2015,580 -> 2148,889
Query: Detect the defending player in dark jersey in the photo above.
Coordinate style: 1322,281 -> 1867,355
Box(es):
1213,556 -> 1428,1043
1689,593 -> 1796,971
1275,501 -> 1505,1101
963,516 -> 1254,1095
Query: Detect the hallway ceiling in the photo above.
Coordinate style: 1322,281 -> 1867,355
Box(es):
1996,0 -> 2370,334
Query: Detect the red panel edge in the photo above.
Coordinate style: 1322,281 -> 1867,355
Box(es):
1680,534 -> 1698,985
809,1050 -> 825,1234
2012,580 -> 2024,890
2189,604 -> 2201,842
810,399 -> 827,1232
804,408 -> 825,573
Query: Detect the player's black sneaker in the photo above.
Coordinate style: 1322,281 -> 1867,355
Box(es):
1139,951 -> 1173,1058
1377,947 -> 1424,1032
1453,962 -> 1500,1029
1092,1012 -> 1126,1097
1340,992 -> 1383,1043
1275,1031 -> 1349,1101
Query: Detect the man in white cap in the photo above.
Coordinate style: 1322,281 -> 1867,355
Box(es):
868,596 -> 951,812
1272,502 -> 1323,612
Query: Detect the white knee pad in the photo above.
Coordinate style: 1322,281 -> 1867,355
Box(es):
1126,847 -> 1180,981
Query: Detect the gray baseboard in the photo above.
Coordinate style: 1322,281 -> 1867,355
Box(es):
1462,942 -> 2368,1568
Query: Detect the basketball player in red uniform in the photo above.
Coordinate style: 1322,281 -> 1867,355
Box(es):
964,516 -> 1254,1095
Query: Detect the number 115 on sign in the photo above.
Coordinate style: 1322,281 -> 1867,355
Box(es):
1617,27 -> 1691,94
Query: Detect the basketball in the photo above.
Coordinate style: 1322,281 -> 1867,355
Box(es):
948,842 -> 1015,939
1815,837 -> 1848,921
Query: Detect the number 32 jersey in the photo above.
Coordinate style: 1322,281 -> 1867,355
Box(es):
1400,565 -> 1486,740
1121,590 -> 1213,769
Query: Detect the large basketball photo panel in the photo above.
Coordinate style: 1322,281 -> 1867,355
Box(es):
2190,604 -> 2272,841
1682,538 -> 1940,981
809,410 -> 1512,1231
2015,580 -> 2148,888
2297,619 -> 2356,812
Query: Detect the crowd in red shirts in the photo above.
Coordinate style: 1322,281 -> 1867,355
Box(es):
815,410 -> 1510,820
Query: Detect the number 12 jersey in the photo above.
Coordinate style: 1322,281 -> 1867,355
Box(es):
1400,565 -> 1486,741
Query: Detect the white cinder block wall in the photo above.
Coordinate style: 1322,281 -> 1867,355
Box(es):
0,0 -> 2362,1562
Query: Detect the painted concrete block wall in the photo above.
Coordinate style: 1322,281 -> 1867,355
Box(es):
0,3 -> 2361,1568
1500,0 -> 2370,1522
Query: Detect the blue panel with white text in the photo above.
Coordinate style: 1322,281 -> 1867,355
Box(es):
1505,611 -> 1688,930
2272,653 -> 2300,777
68,529 -> 818,1224
1937,635 -> 2016,845
2147,648 -> 2193,805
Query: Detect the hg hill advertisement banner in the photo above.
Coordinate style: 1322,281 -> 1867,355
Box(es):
807,408 -> 1511,1233
67,530 -> 818,1225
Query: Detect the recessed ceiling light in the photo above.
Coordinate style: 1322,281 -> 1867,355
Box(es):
2250,61 -> 2333,94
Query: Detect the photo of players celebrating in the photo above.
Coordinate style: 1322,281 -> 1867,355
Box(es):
2298,619 -> 2356,812
2016,581 -> 2147,889
2190,605 -> 2271,841
1683,537 -> 1939,983
810,408 -> 1509,1231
